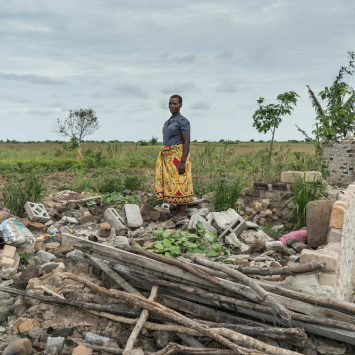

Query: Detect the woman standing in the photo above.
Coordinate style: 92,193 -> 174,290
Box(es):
155,95 -> 193,221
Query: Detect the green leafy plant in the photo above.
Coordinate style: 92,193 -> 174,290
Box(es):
212,177 -> 247,212
139,222 -> 225,258
0,309 -> 11,322
253,91 -> 299,169
124,175 -> 144,191
308,51 -> 355,143
102,192 -> 138,205
86,200 -> 96,206
19,252 -> 32,266
2,170 -> 46,216
283,172 -> 327,230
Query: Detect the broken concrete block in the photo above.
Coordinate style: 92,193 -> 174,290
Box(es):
2,245 -> 16,259
328,228 -> 342,243
46,337 -> 65,355
63,216 -> 79,224
124,204 -> 143,228
77,214 -> 94,225
161,220 -> 176,229
281,171 -> 322,183
111,236 -> 129,246
37,250 -> 56,263
1,256 -> 14,268
300,249 -> 338,272
40,262 -> 61,273
3,337 -> 32,355
115,225 -> 129,236
188,213 -> 217,234
225,233 -> 249,252
99,222 -> 111,238
24,202 -> 50,223
104,208 -> 125,228
245,221 -> 259,229
329,204 -> 345,229
318,273 -> 336,288
306,200 -> 334,247
213,209 -> 247,238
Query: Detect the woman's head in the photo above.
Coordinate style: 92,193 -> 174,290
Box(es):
169,94 -> 182,114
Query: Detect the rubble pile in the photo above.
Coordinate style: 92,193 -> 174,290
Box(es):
0,190 -> 353,355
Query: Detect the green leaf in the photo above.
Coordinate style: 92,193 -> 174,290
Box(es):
163,238 -> 172,247
165,252 -> 173,258
206,249 -> 218,256
154,242 -> 164,250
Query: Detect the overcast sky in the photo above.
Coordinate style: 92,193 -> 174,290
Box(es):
1,0 -> 355,142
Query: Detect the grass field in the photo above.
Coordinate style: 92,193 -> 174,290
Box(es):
0,141 -> 317,197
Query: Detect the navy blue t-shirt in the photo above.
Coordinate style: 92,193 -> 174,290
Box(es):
162,113 -> 190,146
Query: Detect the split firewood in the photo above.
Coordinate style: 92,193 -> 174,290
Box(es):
85,254 -> 202,348
59,272 -> 268,353
130,271 -> 355,333
225,261 -> 324,276
122,246 -> 291,322
34,285 -> 65,299
125,285 -> 159,351
180,253 -> 291,322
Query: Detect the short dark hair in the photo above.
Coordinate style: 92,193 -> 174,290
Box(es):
170,94 -> 183,104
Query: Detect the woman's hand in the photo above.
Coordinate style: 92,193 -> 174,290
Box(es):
178,161 -> 186,175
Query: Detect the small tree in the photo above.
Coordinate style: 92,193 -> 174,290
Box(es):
253,91 -> 299,169
307,51 -> 355,143
54,108 -> 99,152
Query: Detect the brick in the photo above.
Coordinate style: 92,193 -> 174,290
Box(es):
1,256 -> 14,268
72,345 -> 93,355
328,228 -> 342,243
53,244 -> 73,256
329,205 -> 345,228
73,262 -> 89,275
34,242 -> 46,252
99,222 -> 111,237
77,214 -> 94,225
28,221 -> 46,233
45,242 -> 60,250
17,318 -> 35,333
140,203 -> 156,216
235,260 -> 249,266
149,211 -> 160,221
300,249 -> 338,272
3,245 -> 16,259
318,273 -> 336,288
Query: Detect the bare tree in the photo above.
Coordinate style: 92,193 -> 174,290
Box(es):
54,108 -> 99,151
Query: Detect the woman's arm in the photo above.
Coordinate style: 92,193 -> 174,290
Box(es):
178,134 -> 190,175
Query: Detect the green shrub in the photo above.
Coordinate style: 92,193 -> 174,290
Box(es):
97,175 -> 124,193
2,170 -> 46,216
283,172 -> 326,230
212,177 -> 247,212
124,175 -> 143,191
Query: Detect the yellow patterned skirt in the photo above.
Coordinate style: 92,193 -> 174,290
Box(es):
155,144 -> 194,204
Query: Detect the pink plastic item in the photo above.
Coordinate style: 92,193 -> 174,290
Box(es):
279,227 -> 307,245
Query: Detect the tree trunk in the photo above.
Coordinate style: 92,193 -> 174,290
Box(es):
268,126 -> 276,170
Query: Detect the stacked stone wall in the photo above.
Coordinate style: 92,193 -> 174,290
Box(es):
322,138 -> 355,186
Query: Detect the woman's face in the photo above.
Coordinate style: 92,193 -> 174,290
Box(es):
169,98 -> 182,114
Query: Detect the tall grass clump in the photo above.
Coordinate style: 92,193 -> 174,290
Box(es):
2,170 -> 47,216
284,173 -> 326,230
212,177 -> 247,212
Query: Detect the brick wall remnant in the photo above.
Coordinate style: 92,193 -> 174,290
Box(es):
322,137 -> 355,186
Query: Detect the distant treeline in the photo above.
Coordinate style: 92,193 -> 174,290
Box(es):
0,138 -> 314,144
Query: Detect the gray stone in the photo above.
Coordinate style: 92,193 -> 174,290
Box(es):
316,338 -> 347,355
46,336 -> 65,355
111,236 -> 129,246
291,242 -> 307,253
115,225 -> 129,236
239,230 -> 257,244
265,241 -> 286,252
124,204 -> 143,228
0,326 -> 6,333
24,202 -> 50,223
256,230 -> 273,242
306,200 -> 334,247
40,262 -> 60,273
303,349 -> 317,355
198,208 -> 210,217
63,216 -> 79,224
104,208 -> 125,228
161,220 -> 176,229
152,330 -> 169,348
225,233 -> 249,252
28,326 -> 44,340
247,240 -> 266,254
265,230 -> 278,240
13,305 -> 26,317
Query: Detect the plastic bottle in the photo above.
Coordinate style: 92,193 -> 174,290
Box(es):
85,332 -> 110,344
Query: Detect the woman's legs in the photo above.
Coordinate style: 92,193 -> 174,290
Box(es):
176,204 -> 186,217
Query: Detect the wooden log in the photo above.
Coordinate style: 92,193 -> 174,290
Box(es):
183,253 -> 291,323
227,261 -> 324,276
74,252 -> 355,325
61,273 -> 252,352
125,285 -> 159,351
